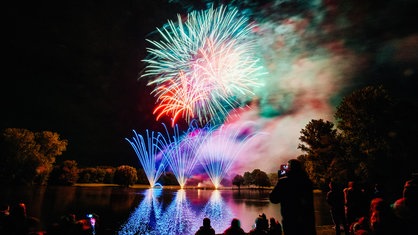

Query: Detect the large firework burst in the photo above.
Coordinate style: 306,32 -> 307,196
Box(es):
142,5 -> 266,126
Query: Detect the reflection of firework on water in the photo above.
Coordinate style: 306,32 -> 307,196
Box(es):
196,122 -> 263,189
118,189 -> 163,235
198,190 -> 234,232
125,130 -> 167,188
156,190 -> 196,235
142,5 -> 266,125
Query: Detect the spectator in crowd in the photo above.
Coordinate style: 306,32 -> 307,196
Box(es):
4,202 -> 42,235
249,216 -> 268,235
47,213 -> 98,235
223,218 -> 246,235
392,178 -> 418,235
350,196 -> 399,235
257,213 -> 269,231
195,217 -> 215,235
326,181 -> 349,235
0,204 -> 10,233
350,216 -> 370,235
344,181 -> 368,229
368,197 -> 397,235
267,217 -> 282,235
269,159 -> 316,235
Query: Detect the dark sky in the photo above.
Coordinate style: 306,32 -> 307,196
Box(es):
3,0 -> 186,167
3,0 -> 418,168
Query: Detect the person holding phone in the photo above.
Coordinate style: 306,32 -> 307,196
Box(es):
269,159 -> 316,235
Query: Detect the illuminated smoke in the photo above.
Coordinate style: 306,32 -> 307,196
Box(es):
137,0 -> 418,178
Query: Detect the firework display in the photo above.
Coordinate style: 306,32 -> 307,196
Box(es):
142,5 -> 266,125
125,130 -> 167,187
129,0 -> 417,187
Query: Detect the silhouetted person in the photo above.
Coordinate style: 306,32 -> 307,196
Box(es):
258,213 -> 269,231
267,217 -> 282,235
344,181 -> 367,229
326,181 -> 349,235
349,196 -> 399,235
392,178 -> 418,235
0,203 -> 10,234
269,159 -> 316,235
47,213 -> 96,235
223,218 -> 246,235
249,216 -> 268,235
5,202 -> 41,235
350,216 -> 370,235
195,217 -> 215,235
368,197 -> 397,235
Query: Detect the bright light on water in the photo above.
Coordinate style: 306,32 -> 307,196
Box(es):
118,189 -> 274,235
156,189 -> 196,234
118,189 -> 163,235
198,190 -> 234,232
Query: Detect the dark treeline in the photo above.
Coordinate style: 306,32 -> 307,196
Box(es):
297,85 -> 418,201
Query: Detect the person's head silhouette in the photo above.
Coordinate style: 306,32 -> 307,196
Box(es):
231,218 -> 241,228
203,217 -> 211,228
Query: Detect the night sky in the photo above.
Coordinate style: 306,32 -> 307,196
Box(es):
2,0 -> 185,167
3,0 -> 418,171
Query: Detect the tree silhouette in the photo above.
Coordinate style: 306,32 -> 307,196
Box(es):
0,128 -> 68,185
232,174 -> 244,190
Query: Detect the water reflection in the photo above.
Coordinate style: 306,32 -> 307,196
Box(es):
118,189 -> 163,235
1,187 -> 332,234
199,190 -> 233,233
158,189 -> 196,235
119,189 -> 237,235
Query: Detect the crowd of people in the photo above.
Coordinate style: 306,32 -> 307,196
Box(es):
1,158 -> 417,235
0,203 -> 97,235
0,202 -> 43,235
325,178 -> 418,235
196,158 -> 417,235
270,158 -> 418,235
195,213 -> 282,235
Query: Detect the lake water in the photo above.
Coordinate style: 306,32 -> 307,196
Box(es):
1,186 -> 332,234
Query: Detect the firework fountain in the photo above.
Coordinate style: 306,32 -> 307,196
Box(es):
156,123 -> 201,189
121,0 -> 416,233
125,130 -> 166,188
129,0 -> 366,186
196,122 -> 263,189
127,4 -> 271,188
